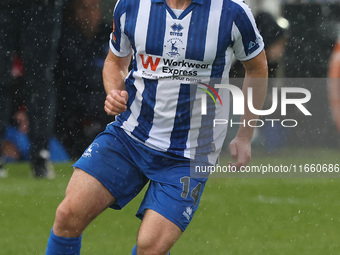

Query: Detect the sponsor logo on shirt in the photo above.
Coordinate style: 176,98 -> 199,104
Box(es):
139,54 -> 211,78
140,54 -> 161,71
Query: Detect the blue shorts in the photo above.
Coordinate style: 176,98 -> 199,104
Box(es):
73,124 -> 208,231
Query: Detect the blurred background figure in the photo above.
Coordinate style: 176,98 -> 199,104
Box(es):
255,12 -> 287,78
328,37 -> 340,134
55,0 -> 114,159
231,11 -> 287,78
1,108 -> 30,163
1,107 -> 70,164
0,0 -> 65,178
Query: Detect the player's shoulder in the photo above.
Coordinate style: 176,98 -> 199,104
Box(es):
114,0 -> 142,15
223,0 -> 251,12
114,0 -> 137,9
221,0 -> 254,18
227,0 -> 247,7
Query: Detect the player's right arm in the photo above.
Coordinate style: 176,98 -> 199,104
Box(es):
103,50 -> 131,116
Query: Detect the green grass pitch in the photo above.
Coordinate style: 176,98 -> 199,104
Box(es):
0,148 -> 339,254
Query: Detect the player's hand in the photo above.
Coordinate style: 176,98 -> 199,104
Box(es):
228,136 -> 252,170
104,90 -> 128,116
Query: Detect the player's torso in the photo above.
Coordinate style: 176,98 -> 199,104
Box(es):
127,0 -> 234,81
115,0 -> 243,162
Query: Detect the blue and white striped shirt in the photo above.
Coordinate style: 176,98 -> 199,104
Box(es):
109,0 -> 264,164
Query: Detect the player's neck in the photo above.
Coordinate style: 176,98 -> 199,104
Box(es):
165,0 -> 192,10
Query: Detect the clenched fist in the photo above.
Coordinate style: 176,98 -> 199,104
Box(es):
104,90 -> 128,116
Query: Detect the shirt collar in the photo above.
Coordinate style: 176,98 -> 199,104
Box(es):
151,0 -> 203,6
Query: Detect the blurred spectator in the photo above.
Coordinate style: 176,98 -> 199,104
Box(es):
1,108 -> 70,163
1,109 -> 29,163
55,0 -> 114,159
328,39 -> 340,134
0,0 -> 64,178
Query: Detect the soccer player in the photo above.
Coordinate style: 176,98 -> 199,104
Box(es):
45,0 -> 268,254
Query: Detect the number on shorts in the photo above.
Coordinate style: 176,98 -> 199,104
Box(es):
180,176 -> 202,206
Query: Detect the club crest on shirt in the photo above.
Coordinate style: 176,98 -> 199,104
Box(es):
165,38 -> 184,58
82,143 -> 100,158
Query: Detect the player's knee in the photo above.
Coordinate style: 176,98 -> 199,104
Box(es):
54,200 -> 81,234
55,202 -> 73,223
136,238 -> 170,255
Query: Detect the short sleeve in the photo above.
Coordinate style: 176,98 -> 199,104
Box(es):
231,2 -> 264,62
109,0 -> 132,57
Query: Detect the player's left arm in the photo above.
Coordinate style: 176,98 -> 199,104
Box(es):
229,50 -> 268,169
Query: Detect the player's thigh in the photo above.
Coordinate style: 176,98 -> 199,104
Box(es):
54,168 -> 116,236
64,168 -> 116,214
137,209 -> 182,254
137,171 -> 207,232
135,166 -> 207,253
73,129 -> 149,210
